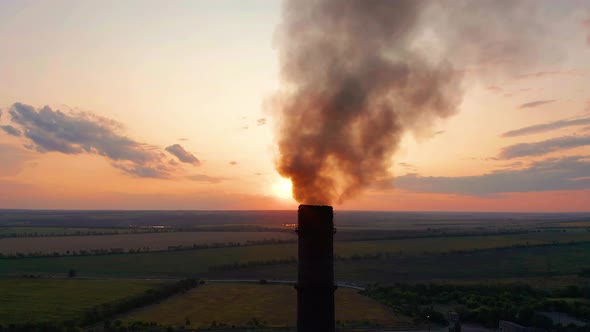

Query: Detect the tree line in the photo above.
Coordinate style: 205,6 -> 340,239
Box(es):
363,283 -> 590,329
0,239 -> 296,259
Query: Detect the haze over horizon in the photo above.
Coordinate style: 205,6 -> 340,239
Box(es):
1,0 -> 590,212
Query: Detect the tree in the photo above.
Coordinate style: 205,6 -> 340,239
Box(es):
68,269 -> 77,278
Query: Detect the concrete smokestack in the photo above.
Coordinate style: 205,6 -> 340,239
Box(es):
296,204 -> 335,332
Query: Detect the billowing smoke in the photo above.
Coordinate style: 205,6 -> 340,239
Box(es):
271,0 -> 560,205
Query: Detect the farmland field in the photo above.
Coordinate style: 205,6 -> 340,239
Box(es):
207,242 -> 590,284
0,227 -> 139,237
0,210 -> 589,331
0,278 -> 166,325
124,283 -> 410,328
2,238 -> 590,281
0,231 -> 296,255
3,226 -> 588,256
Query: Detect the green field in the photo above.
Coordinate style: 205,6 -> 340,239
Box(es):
0,278 -> 166,325
125,283 -> 411,329
2,232 -> 589,278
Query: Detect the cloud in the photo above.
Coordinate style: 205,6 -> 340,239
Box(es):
256,118 -> 266,126
187,174 -> 227,184
0,125 -> 22,137
112,163 -> 169,179
519,100 -> 555,109
178,138 -> 189,141
395,155 -> 590,196
165,144 -> 200,165
433,130 -> 445,136
398,162 -> 417,171
502,117 -> 590,137
229,161 -> 238,166
499,135 -> 590,159
5,103 -> 175,178
515,70 -> 584,80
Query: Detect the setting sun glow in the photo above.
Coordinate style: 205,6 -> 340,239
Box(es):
272,178 -> 294,200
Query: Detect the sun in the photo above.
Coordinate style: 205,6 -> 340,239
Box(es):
272,177 -> 294,200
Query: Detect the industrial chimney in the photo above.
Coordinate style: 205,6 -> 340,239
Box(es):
296,204 -> 336,332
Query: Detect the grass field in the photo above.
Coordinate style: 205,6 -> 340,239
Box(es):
2,232 -> 589,278
0,231 -> 296,255
0,278 -> 166,325
125,283 -> 411,328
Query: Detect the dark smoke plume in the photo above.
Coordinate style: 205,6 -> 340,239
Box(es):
272,0 -> 560,205
273,0 -> 461,205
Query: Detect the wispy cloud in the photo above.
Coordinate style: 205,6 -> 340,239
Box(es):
395,156 -> 590,196
502,117 -> 590,137
515,69 -> 583,80
187,174 -> 227,184
229,161 -> 238,166
0,125 -> 22,137
398,162 -> 417,171
519,100 -> 555,109
256,118 -> 266,126
5,103 -> 179,178
499,135 -> 590,159
165,144 -> 200,165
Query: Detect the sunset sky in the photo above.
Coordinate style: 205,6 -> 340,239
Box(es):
1,0 -> 590,211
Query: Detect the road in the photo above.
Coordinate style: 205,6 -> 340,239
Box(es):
7,274 -> 366,290
207,278 -> 365,290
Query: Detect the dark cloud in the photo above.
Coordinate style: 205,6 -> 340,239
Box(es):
6,103 -> 175,178
433,130 -> 446,136
502,117 -> 590,137
398,162 -> 417,171
256,118 -> 266,126
0,125 -> 22,137
519,100 -> 555,109
499,135 -> 590,159
112,163 -> 169,179
165,144 -> 200,165
395,156 -> 590,196
187,174 -> 226,184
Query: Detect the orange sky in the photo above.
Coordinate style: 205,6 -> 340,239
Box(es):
1,1 -> 590,211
